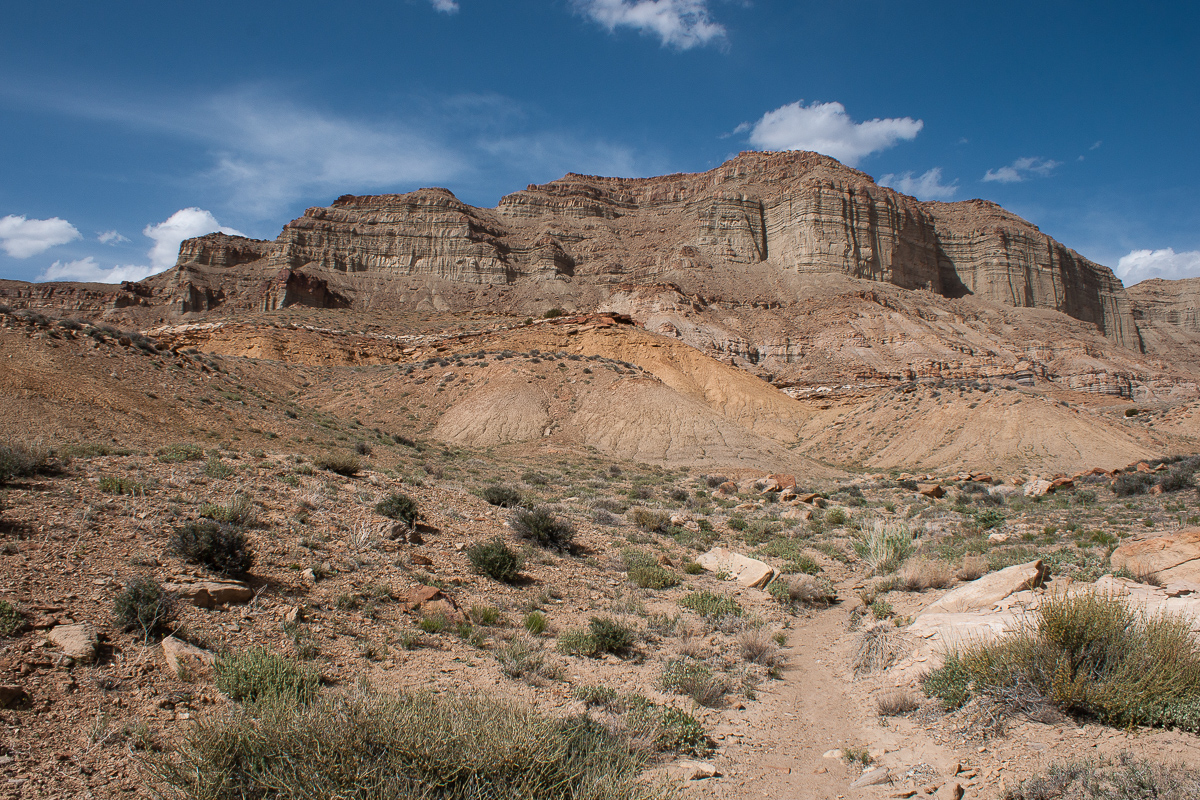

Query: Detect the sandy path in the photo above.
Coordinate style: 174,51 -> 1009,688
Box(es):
695,595 -> 958,799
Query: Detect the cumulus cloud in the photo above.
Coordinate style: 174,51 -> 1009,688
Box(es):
97,229 -> 130,244
1115,248 -> 1200,285
878,167 -> 958,201
577,0 -> 726,49
429,0 -> 459,12
37,257 -> 155,285
144,208 -> 244,270
745,101 -> 923,167
983,156 -> 1062,183
0,215 -> 81,258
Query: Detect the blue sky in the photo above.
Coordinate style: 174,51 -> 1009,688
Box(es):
1,0 -> 1197,286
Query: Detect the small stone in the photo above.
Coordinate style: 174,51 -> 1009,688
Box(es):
937,782 -> 965,800
850,767 -> 892,788
411,553 -> 434,567
47,623 -> 98,663
162,636 -> 216,680
672,760 -> 718,781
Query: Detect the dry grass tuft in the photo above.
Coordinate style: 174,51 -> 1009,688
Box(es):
900,558 -> 956,591
958,556 -> 988,582
876,688 -> 919,716
851,625 -> 911,677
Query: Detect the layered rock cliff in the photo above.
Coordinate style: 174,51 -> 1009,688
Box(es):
162,151 -> 1132,344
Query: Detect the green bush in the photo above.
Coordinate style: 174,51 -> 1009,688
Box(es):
524,611 -> 547,635
630,507 -> 672,534
558,617 -> 635,657
313,452 -> 361,476
466,538 -> 522,583
660,658 -> 728,707
146,692 -> 659,800
922,592 -> 1200,729
572,685 -> 617,707
375,492 -> 420,529
203,456 -> 234,479
214,647 -> 320,705
199,492 -> 255,525
626,704 -> 711,757
784,554 -> 821,575
0,442 -> 54,484
156,443 -> 204,463
727,515 -> 747,531
112,577 -> 178,640
853,519 -> 915,575
481,484 -> 523,508
825,507 -> 848,526
974,509 -> 1006,530
99,476 -> 144,495
679,590 -> 741,618
0,601 -> 25,637
511,507 -> 575,551
170,520 -> 254,576
628,565 -> 679,590
682,561 -> 704,575
1114,471 -> 1157,497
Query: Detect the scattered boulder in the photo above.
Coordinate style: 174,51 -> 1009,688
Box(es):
161,636 -> 216,680
48,623 -> 98,663
672,760 -> 718,781
1023,478 -> 1053,497
399,586 -> 459,617
714,482 -> 738,497
388,521 -> 423,544
938,783 -> 965,800
696,547 -> 775,588
1048,477 -> 1075,492
769,474 -> 796,490
165,579 -> 254,609
918,484 -> 945,499
850,767 -> 892,788
410,553 -> 434,567
798,493 -> 822,504
1111,530 -> 1200,585
924,560 -> 1048,615
781,507 -> 813,522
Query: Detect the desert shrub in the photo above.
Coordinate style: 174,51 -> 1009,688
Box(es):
682,561 -> 703,575
1113,471 -> 1156,497
99,476 -> 144,495
876,689 -> 919,716
170,520 -> 254,576
628,564 -> 679,590
466,538 -> 521,583
630,507 -> 671,534
625,704 -> 711,757
679,590 -> 741,618
737,628 -> 786,673
558,617 -> 635,657
0,442 -> 55,484
203,456 -> 234,479
524,611 -> 547,635
511,507 -> 575,551
1158,465 -> 1197,493
147,692 -> 658,800
112,577 -> 178,641
214,647 -> 320,706
313,452 -> 361,476
899,558 -> 955,591
0,601 -> 25,637
1002,753 -> 1200,800
354,441 -> 372,456
660,658 -> 728,707
767,575 -> 836,607
825,507 -> 848,526
727,515 -> 747,531
783,554 -> 821,575
481,484 -> 522,508
958,556 -> 988,581
199,492 -> 255,525
494,637 -> 551,680
572,685 -> 617,707
852,625 -> 911,676
922,592 -> 1200,729
522,470 -> 549,486
156,443 -> 204,463
974,509 -> 1006,530
375,492 -> 420,529
853,519 -> 915,575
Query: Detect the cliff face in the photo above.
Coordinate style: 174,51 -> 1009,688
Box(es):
1128,277 -> 1200,333
187,150 -> 1130,344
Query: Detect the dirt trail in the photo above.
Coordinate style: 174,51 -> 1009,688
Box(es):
701,593 -> 958,799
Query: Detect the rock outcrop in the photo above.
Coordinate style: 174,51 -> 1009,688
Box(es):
149,151 -> 1135,344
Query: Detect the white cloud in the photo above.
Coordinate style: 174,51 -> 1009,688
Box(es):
1116,248 -> 1200,285
97,229 -> 130,244
983,156 -> 1062,183
577,0 -> 726,49
144,208 -> 244,270
429,0 -> 459,12
878,167 -> 958,201
37,257 -> 155,285
745,100 -> 923,167
0,215 -> 81,258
